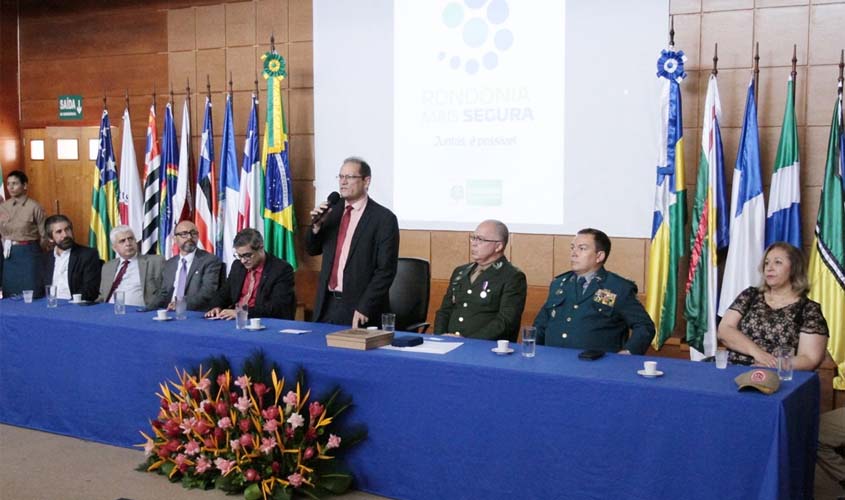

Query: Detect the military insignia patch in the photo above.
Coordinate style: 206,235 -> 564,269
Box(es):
594,289 -> 617,307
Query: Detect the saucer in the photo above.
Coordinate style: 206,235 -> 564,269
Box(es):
637,369 -> 664,378
153,317 -> 173,322
244,325 -> 266,331
491,347 -> 515,355
69,299 -> 87,304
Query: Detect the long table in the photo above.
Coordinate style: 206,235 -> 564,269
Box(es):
0,299 -> 819,499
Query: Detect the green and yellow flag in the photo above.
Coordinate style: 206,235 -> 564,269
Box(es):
808,81 -> 845,389
89,109 -> 119,260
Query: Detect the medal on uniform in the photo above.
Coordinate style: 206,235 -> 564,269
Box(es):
551,310 -> 556,318
480,281 -> 488,298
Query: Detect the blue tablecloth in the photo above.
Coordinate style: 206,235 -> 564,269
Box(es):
0,299 -> 819,499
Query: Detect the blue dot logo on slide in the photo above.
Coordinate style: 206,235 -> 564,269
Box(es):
438,0 -> 513,75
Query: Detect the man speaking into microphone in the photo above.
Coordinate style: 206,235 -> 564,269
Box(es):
306,157 -> 399,328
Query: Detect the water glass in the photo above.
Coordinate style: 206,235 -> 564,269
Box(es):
777,347 -> 794,381
236,303 -> 249,330
46,285 -> 58,308
174,297 -> 187,320
715,349 -> 728,369
521,326 -> 537,358
382,313 -> 396,334
114,291 -> 126,315
22,290 -> 34,303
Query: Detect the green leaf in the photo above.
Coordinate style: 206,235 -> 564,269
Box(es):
244,483 -> 263,500
317,473 -> 353,494
271,486 -> 292,500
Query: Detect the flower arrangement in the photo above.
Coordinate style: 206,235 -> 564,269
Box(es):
137,353 -> 363,500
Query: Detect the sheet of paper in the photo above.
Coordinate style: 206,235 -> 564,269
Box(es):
380,340 -> 463,355
279,329 -> 310,334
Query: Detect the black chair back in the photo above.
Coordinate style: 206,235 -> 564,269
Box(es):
388,257 -> 431,333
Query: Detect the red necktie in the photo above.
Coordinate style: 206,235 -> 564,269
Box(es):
106,260 -> 130,302
328,206 -> 353,291
241,269 -> 257,307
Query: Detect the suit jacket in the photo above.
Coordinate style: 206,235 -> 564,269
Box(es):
434,256 -> 527,341
97,254 -> 165,308
151,249 -> 223,310
533,267 -> 655,354
306,196 -> 399,322
40,243 -> 103,302
209,253 -> 296,320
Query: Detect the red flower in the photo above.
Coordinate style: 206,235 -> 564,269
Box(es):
202,401 -> 215,415
239,433 -> 253,449
215,401 -> 228,416
165,439 -> 181,453
151,420 -> 163,430
261,406 -> 279,420
203,437 -> 216,449
216,373 -> 228,389
229,391 -> 239,401
213,427 -> 225,442
271,461 -> 280,474
194,420 -> 211,435
164,420 -> 181,438
303,446 -> 315,460
309,401 -> 324,419
157,447 -> 170,459
239,419 -> 251,433
160,397 -> 169,409
253,383 -> 267,398
305,427 -> 317,442
244,468 -> 260,482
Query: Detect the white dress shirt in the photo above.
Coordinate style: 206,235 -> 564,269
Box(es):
110,257 -> 144,307
53,247 -> 72,299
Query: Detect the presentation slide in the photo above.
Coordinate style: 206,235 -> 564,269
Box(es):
314,0 -> 668,237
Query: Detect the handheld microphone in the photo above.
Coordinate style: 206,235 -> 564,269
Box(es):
311,191 -> 341,224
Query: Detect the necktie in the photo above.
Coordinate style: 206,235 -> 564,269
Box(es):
175,258 -> 188,300
328,205 -> 354,291
106,260 -> 130,302
576,276 -> 587,299
241,269 -> 257,307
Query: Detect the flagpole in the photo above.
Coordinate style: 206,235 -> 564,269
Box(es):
712,43 -> 718,76
753,43 -> 760,97
791,44 -> 797,101
124,89 -> 129,114
668,16 -> 674,48
206,74 -> 212,101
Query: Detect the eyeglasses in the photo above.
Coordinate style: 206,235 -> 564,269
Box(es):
175,230 -> 199,238
469,235 -> 501,244
336,174 -> 363,182
233,250 -> 259,261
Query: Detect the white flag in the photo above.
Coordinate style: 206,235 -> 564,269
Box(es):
118,108 -> 143,240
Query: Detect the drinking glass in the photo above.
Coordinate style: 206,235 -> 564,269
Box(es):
381,313 -> 396,334
22,290 -> 34,303
777,347 -> 794,381
236,303 -> 249,329
521,326 -> 536,358
46,285 -> 58,308
715,349 -> 728,369
114,291 -> 126,315
174,297 -> 187,320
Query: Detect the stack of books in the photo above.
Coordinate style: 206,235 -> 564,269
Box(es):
325,328 -> 394,350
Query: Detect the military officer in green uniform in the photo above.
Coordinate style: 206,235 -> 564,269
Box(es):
534,228 -> 654,354
434,220 -> 527,341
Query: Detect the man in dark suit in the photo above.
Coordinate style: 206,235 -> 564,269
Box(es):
40,214 -> 102,302
306,157 -> 399,328
205,228 -> 295,320
533,228 -> 655,355
151,220 -> 222,311
97,225 -> 164,308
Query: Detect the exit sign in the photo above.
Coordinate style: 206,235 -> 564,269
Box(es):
59,95 -> 83,120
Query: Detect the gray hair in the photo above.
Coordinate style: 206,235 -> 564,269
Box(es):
109,225 -> 136,245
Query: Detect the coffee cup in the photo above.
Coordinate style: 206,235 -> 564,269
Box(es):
249,318 -> 262,329
497,340 -> 509,352
72,293 -> 83,303
643,361 -> 658,375
156,309 -> 169,320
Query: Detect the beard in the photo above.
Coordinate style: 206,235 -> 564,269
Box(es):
57,237 -> 74,250
180,240 -> 197,254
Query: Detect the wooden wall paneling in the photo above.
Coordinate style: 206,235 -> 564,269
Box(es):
0,0 -> 20,173
21,129 -> 51,211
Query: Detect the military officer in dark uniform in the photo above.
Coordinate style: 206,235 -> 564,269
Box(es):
434,220 -> 527,341
534,228 -> 654,354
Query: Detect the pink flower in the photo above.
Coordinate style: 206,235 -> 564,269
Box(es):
309,401 -> 324,420
239,433 -> 254,449
239,419 -> 251,433
264,419 -> 278,433
216,373 -> 229,389
260,436 -> 277,454
235,375 -> 251,392
327,434 -> 341,450
203,437 -> 216,449
180,417 -> 198,435
287,472 -> 304,488
262,406 -> 279,420
184,439 -> 201,456
245,468 -> 260,482
168,402 -> 180,413
287,413 -> 304,429
303,446 -> 315,460
253,383 -> 268,398
235,396 -> 251,414
143,440 -> 155,457
282,391 -> 297,406
195,455 -> 212,473
217,417 -> 232,430
215,457 -> 236,475
174,453 -> 188,466
197,378 -> 211,393
285,427 -> 295,439
230,438 -> 241,451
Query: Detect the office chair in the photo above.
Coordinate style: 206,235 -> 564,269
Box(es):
388,257 -> 431,333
